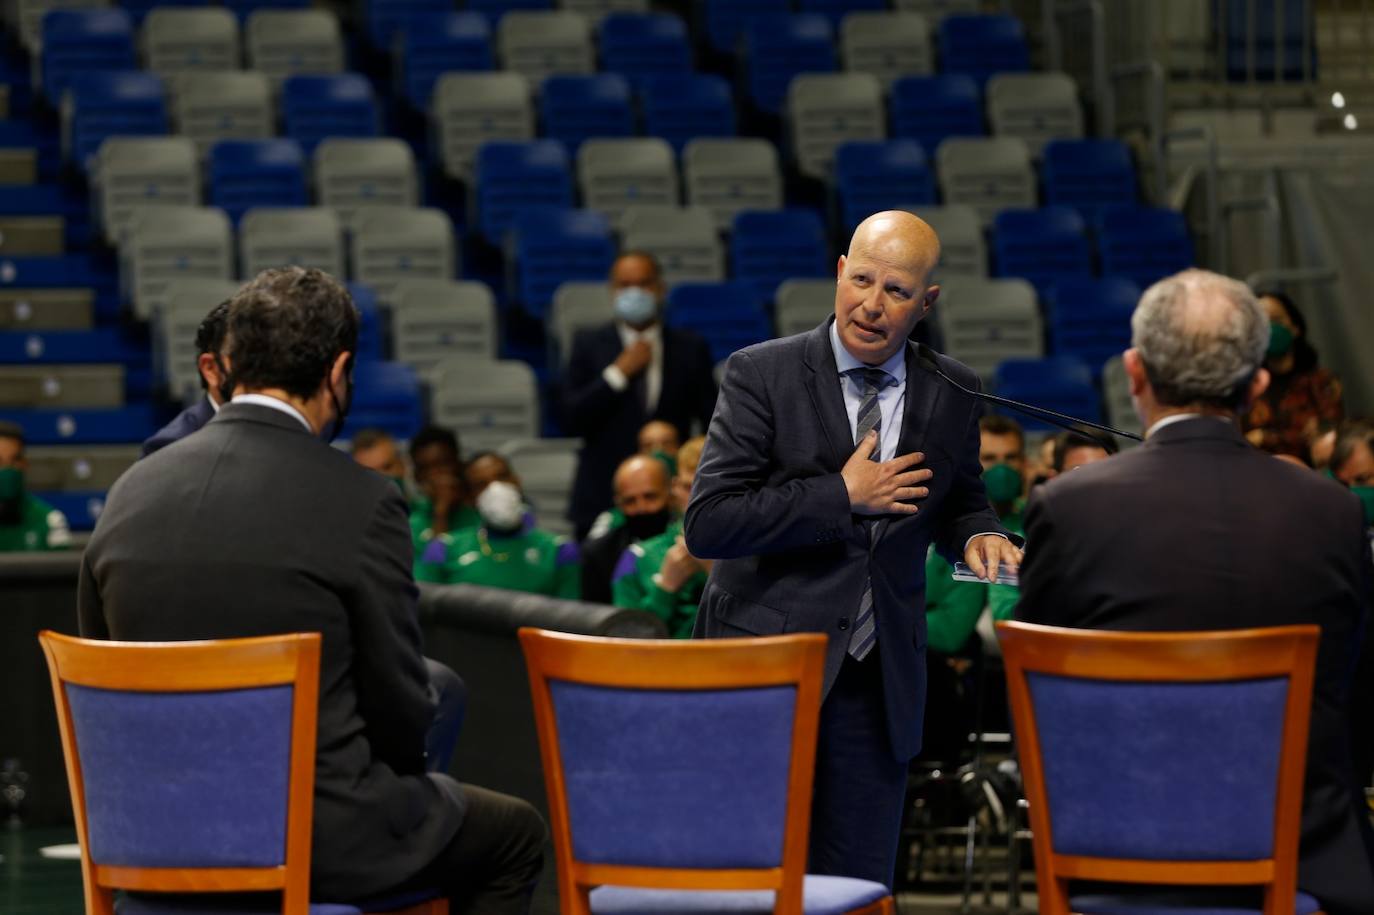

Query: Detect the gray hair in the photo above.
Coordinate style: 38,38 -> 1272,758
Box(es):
1131,269 -> 1269,409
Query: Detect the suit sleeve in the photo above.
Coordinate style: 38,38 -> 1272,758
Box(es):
562,331 -> 626,436
1012,487 -> 1064,625
684,349 -> 853,560
931,383 -> 1021,563
77,549 -> 108,639
349,489 -> 435,776
691,336 -> 719,432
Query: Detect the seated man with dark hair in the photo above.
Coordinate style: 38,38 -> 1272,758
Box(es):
351,428 -> 408,493
1050,428 -> 1117,475
0,421 -> 71,551
141,300 -> 231,457
407,424 -> 479,552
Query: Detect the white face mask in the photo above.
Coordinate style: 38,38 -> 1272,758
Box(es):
476,480 -> 525,532
613,286 -> 658,325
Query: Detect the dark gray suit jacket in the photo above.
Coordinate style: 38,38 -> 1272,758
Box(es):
684,319 -> 1008,762
79,402 -> 464,902
1017,417 -> 1374,915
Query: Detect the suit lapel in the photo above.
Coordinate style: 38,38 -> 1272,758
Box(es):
801,320 -> 854,471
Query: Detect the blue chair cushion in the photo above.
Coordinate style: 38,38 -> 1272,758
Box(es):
117,895 -> 360,915
1070,888 -> 1321,915
590,875 -> 889,915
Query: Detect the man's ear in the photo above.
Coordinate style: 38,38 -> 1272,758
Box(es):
835,254 -> 847,281
922,285 -> 940,315
1122,348 -> 1148,398
1246,367 -> 1271,406
197,352 -> 222,390
329,351 -> 352,389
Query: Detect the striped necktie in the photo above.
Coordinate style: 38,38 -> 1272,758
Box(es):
848,367 -> 892,661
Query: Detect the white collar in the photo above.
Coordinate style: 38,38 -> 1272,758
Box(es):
208,394 -> 221,415
1145,412 -> 1231,438
231,394 -> 314,433
617,321 -> 661,345
829,320 -> 907,385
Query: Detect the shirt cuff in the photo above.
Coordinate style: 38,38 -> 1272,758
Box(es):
963,532 -> 1009,552
602,365 -> 629,391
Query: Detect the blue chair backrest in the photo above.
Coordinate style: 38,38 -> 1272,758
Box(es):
640,74 -> 735,153
345,361 -> 423,439
66,682 -> 295,867
796,0 -> 886,29
399,12 -> 492,108
120,0 -> 210,26
993,355 -> 1101,428
890,74 -> 984,154
467,0 -> 552,27
743,14 -> 835,115
667,281 -> 772,364
539,74 -> 634,153
513,208 -> 615,318
731,209 -> 830,302
222,0 -> 309,23
0,405 -> 159,445
474,139 -> 574,244
937,14 -> 1029,88
992,206 -> 1092,297
209,139 -> 309,224
1045,276 -> 1138,372
366,0 -> 451,50
549,679 -> 797,868
68,71 -> 168,171
1097,205 -> 1193,288
600,13 -> 692,88
282,74 -> 380,155
42,8 -> 136,105
700,0 -> 791,55
347,282 -> 386,362
1026,671 -> 1288,859
1041,139 -> 1137,219
835,140 -> 935,231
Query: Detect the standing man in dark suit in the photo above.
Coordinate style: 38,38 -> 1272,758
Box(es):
1017,269 -> 1374,915
685,211 -> 1022,886
563,251 -> 718,539
81,267 -> 546,912
141,300 -> 230,457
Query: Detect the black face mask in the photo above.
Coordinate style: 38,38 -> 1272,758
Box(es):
623,508 -> 671,541
215,354 -> 235,405
326,357 -> 354,444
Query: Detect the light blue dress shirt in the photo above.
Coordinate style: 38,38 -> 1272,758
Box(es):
830,320 -> 907,461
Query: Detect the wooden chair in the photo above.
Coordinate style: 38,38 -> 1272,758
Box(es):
518,627 -> 895,915
996,621 -> 1323,915
38,630 -> 446,915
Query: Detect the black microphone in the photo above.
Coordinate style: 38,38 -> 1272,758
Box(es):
914,344 -> 1144,445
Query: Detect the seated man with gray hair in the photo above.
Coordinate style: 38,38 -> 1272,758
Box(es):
1017,268 -> 1374,914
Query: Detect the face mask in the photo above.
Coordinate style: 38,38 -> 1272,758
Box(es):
325,358 -> 354,444
1267,322 -> 1294,359
613,286 -> 658,326
982,463 -> 1023,505
650,449 -> 677,478
623,507 -> 670,541
215,354 -> 235,405
0,467 -> 24,525
477,481 -> 526,533
1353,486 -> 1374,527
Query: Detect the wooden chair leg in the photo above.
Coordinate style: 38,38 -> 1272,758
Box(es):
844,895 -> 895,915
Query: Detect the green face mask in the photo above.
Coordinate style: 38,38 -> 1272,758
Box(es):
1353,486 -> 1374,527
1267,322 -> 1294,359
651,449 -> 678,478
983,462 -> 1023,504
0,466 -> 23,501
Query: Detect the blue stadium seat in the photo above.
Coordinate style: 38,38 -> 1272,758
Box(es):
730,209 -> 830,302
890,74 -> 984,154
208,139 -> 309,225
1220,0 -> 1313,81
1097,205 -> 1193,289
467,0 -> 552,27
936,14 -> 1029,88
796,0 -> 887,29
640,74 -> 735,153
398,12 -> 492,109
835,140 -> 935,233
343,361 -> 423,439
0,327 -> 146,365
666,281 -> 772,364
993,356 -> 1102,430
0,406 -> 160,445
41,9 -> 136,107
474,139 -> 574,245
221,0 -> 310,23
119,0 -> 210,27
0,184 -> 65,216
511,208 -> 615,318
539,74 -> 634,153
66,71 -> 168,173
281,74 -> 379,154
0,255 -> 119,319
366,0 -> 450,51
347,282 -> 387,362
1041,139 -> 1137,220
742,14 -> 835,116
700,0 -> 790,56
992,206 -> 1093,299
599,13 -> 692,89
34,491 -> 108,531
1046,276 -> 1139,374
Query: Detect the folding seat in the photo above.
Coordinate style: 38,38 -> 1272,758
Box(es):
935,136 -> 1035,225
24,444 -> 141,491
510,208 -> 615,318
141,7 -> 239,78
798,0 -> 886,28
598,12 -> 690,88
344,361 -> 423,439
549,280 -> 610,368
576,138 -> 677,227
472,139 -> 573,245
122,206 -> 234,320
0,404 -> 159,446
1041,138 -> 1137,221
560,0 -> 647,22
432,72 -> 533,182
207,138 -> 308,224
245,9 -> 345,87
154,277 -> 240,399
986,72 -> 1084,156
62,71 -> 167,172
239,206 -> 344,278
0,186 -> 64,256
991,206 -> 1093,299
621,205 -> 723,287
349,206 -> 457,303
398,12 -> 492,110
666,281 -> 772,364
1045,275 -> 1139,375
839,11 -> 932,88
640,74 -> 734,154
430,358 -> 540,453
936,14 -> 1029,88
391,278 -> 499,373
893,0 -> 979,16
222,0 -> 310,23
346,281 -> 386,361
497,10 -> 594,83
993,356 -> 1101,431
1097,205 -> 1193,289
12,0 -> 107,54
682,138 -> 782,231
0,255 -> 111,326
890,74 -> 983,155
41,8 -> 135,106
313,137 -> 419,230
730,209 -> 829,303
173,70 -> 273,155
497,437 -> 580,536
834,140 -> 934,234
742,14 -> 835,116
468,0 -> 552,25
786,72 -> 884,181
539,74 -> 633,153
0,364 -> 125,408
774,277 -> 834,338
937,276 -> 1043,379
903,204 -> 986,280
93,136 -> 198,245
700,0 -> 789,56
366,0 -> 449,52
280,74 -> 378,155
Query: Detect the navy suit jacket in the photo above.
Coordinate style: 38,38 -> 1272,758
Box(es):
684,319 -> 1009,762
140,396 -> 216,458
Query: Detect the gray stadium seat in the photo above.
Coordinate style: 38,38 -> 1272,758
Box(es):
497,436 -> 582,536
938,277 -> 1043,379
1101,354 -> 1143,438
10,0 -> 106,53
892,0 -> 979,17
391,279 -> 498,374
557,0 -> 647,23
497,11 -> 594,83
431,72 -> 534,183
142,7 -> 240,78
774,278 -> 835,338
549,280 -> 610,368
787,73 -> 885,181
173,70 -> 274,154
245,9 -> 344,87
621,205 -> 723,287
93,136 -> 199,245
24,444 -> 141,490
903,204 -> 987,280
0,291 -> 93,331
430,358 -> 540,453
154,278 -> 240,402
0,365 -> 125,408
350,206 -> 456,303
683,138 -> 784,231
239,207 -> 345,279
577,138 -> 678,227
123,206 -> 234,321
986,72 -> 1084,156
935,137 -> 1036,225
840,12 -> 932,87
314,138 -> 419,231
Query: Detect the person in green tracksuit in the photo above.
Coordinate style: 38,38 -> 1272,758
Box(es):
406,425 -> 481,555
0,422 -> 71,552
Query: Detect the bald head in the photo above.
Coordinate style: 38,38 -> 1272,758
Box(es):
613,454 -> 671,517
834,211 -> 942,365
847,211 -> 941,277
